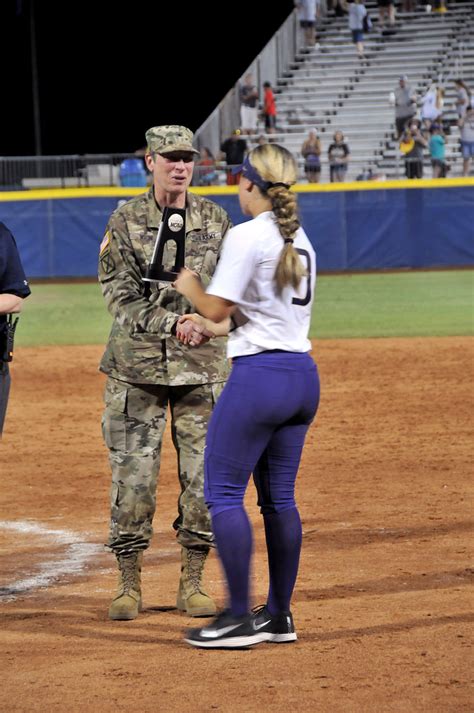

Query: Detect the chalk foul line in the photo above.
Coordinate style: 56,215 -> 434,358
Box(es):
0,520 -> 103,601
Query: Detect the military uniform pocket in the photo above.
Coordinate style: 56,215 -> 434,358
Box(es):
102,379 -> 128,451
104,378 -> 128,411
186,226 -> 222,280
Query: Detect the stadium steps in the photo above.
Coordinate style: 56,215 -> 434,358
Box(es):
253,1 -> 474,180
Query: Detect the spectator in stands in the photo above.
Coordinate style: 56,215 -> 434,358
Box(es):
329,0 -> 348,17
399,119 -> 428,179
196,147 -> 218,186
394,76 -> 417,138
377,0 -> 395,32
436,86 -> 445,120
328,131 -> 350,182
432,0 -> 447,13
454,79 -> 472,120
294,0 -> 319,47
348,0 -> 368,58
263,82 -> 277,135
220,130 -> 248,185
459,105 -> 474,177
401,1 -> 417,11
239,74 -> 259,135
301,129 -> 322,183
429,124 -> 447,178
421,82 -> 444,130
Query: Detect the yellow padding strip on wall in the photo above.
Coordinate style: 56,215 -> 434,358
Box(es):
0,186 -> 147,201
0,177 -> 472,201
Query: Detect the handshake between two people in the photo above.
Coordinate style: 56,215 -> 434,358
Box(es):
175,314 -> 216,348
174,266 -> 214,348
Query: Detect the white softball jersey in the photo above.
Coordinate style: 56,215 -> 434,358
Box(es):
206,211 -> 316,359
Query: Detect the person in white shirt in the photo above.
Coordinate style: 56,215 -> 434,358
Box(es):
174,143 -> 320,649
348,0 -> 368,58
295,0 -> 319,47
421,82 -> 444,129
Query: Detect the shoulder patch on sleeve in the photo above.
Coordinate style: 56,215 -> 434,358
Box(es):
99,230 -> 111,256
100,251 -> 116,274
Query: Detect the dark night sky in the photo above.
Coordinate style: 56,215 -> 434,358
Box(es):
1,0 -> 295,156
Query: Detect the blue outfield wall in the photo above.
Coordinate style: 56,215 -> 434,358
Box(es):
0,180 -> 473,278
209,184 -> 474,272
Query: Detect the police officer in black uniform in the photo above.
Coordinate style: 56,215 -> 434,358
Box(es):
0,222 -> 31,436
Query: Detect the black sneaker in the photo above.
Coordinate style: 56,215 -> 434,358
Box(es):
249,605 -> 297,644
184,609 -> 266,649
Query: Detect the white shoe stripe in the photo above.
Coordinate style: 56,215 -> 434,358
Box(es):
199,623 -> 241,639
269,632 -> 297,643
185,632 -> 268,648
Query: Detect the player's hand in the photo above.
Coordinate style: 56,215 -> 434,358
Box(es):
176,314 -> 215,347
173,267 -> 199,297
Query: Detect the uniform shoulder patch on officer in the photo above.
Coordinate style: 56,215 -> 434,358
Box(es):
100,252 -> 116,274
100,230 -> 111,256
99,231 -> 116,273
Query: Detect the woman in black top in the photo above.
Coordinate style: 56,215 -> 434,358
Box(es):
328,131 -> 350,182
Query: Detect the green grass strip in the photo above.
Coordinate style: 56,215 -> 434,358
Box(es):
14,270 -> 474,348
311,270 -> 474,339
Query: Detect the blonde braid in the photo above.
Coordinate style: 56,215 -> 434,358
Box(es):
267,185 -> 306,291
250,144 -> 307,292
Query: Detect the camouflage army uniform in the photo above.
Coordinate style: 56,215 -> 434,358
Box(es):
99,188 -> 231,556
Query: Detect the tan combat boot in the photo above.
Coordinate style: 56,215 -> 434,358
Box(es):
176,546 -> 217,617
108,552 -> 143,621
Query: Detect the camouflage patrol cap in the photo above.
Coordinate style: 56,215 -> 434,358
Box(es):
145,125 -> 199,156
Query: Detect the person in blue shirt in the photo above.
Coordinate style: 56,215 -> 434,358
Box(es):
429,124 -> 447,178
0,222 -> 31,436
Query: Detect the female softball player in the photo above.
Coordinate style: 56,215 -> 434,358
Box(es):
174,143 -> 320,649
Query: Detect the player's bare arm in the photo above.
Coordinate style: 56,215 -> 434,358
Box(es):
174,267 -> 235,322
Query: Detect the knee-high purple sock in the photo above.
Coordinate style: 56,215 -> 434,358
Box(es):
211,507 -> 253,617
263,507 -> 302,615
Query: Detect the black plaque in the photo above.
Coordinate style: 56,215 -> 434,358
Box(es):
143,206 -> 186,283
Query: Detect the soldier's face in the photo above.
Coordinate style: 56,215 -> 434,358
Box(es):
146,151 -> 194,194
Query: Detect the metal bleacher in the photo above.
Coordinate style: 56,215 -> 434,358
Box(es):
4,3 -> 474,191
250,1 -> 474,181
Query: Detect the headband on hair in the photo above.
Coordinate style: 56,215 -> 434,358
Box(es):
232,156 -> 292,192
231,155 -> 270,190
269,182 -> 291,190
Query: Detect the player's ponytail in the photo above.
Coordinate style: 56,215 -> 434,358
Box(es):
248,144 -> 306,292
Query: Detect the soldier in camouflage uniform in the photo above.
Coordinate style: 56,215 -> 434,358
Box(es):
98,125 -> 231,621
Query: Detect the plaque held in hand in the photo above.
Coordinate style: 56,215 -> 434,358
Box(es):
143,206 -> 186,283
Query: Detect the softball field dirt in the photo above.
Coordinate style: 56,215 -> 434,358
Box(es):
1,338 -> 472,712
